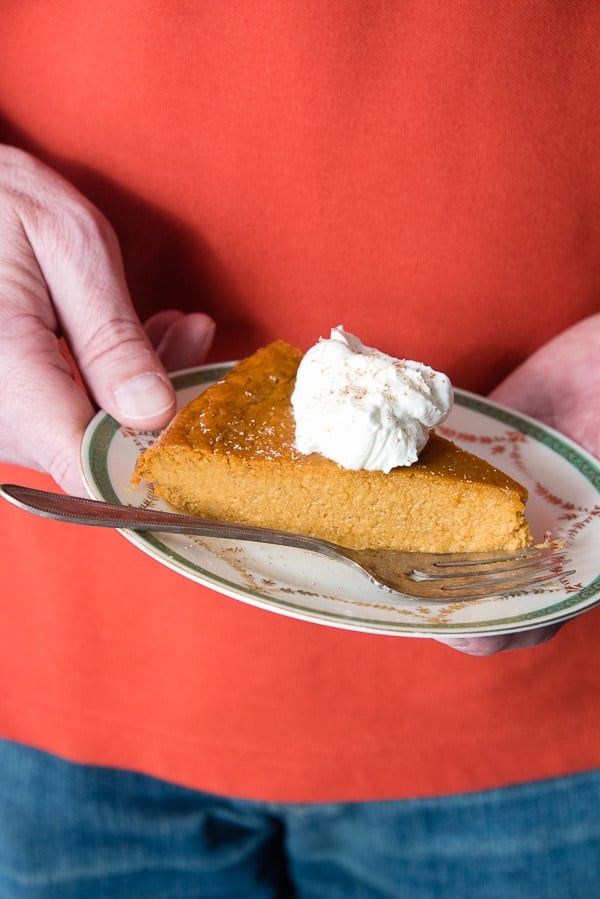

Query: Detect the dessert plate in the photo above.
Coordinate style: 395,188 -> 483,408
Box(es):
80,364 -> 600,638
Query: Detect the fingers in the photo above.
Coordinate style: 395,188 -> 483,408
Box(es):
144,311 -> 216,372
434,622 -> 564,656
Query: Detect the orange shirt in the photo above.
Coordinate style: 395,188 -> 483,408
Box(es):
0,1 -> 599,801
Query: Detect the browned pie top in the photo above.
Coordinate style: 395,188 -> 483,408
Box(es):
168,341 -> 301,458
160,340 -> 526,493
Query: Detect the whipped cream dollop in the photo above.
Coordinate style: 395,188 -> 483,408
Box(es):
291,326 -> 453,472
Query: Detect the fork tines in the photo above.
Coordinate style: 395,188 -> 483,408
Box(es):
412,544 -> 573,597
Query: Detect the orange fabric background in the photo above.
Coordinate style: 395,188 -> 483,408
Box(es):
0,1 -> 599,801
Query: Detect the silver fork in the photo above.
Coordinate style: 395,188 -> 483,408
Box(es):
0,483 -> 573,601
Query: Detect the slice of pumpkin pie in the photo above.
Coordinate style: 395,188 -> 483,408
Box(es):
133,329 -> 532,554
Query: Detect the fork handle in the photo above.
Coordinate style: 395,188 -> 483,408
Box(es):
0,483 -> 341,557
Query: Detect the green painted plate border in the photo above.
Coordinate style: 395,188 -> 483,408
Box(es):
83,367 -> 600,636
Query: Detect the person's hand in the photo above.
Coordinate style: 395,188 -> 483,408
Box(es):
0,146 -> 215,495
437,314 -> 600,655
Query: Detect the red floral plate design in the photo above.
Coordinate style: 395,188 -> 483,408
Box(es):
81,364 -> 600,638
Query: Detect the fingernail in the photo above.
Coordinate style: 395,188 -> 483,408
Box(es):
114,372 -> 174,420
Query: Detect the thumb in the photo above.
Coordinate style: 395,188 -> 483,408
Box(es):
488,315 -> 600,457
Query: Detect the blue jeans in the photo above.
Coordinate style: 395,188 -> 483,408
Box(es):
0,739 -> 598,898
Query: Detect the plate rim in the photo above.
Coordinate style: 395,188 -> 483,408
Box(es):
80,363 -> 600,637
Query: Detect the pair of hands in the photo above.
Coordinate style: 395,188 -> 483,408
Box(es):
2,146 -> 598,655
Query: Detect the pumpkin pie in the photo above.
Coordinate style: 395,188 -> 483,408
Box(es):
133,340 -> 533,553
